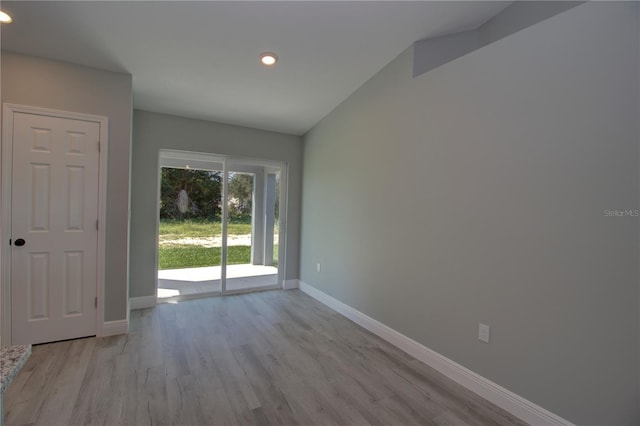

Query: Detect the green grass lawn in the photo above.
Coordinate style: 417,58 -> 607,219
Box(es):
159,245 -> 251,269
158,219 -> 278,270
159,219 -> 252,239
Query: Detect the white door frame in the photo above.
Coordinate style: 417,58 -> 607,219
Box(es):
155,149 -> 288,302
1,103 -> 109,346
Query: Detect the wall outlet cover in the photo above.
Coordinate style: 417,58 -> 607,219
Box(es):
478,323 -> 490,343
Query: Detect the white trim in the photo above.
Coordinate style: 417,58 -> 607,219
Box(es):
277,163 -> 288,289
221,159 -> 229,294
1,103 -> 110,346
298,281 -> 574,426
153,154 -> 162,306
130,295 -> 157,310
283,279 -> 299,290
99,320 -> 128,337
95,111 -> 109,343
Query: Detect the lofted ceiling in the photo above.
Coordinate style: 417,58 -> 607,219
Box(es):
1,1 -> 510,135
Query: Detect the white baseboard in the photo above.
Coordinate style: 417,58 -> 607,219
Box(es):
98,319 -> 128,337
298,281 -> 573,426
130,295 -> 157,310
283,279 -> 299,290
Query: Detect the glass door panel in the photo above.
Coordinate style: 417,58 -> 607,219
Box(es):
157,165 -> 224,300
224,162 -> 279,294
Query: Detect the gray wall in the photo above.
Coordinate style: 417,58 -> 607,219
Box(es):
300,3 -> 639,425
130,110 -> 302,299
413,2 -> 583,78
478,1 -> 584,46
1,52 -> 132,323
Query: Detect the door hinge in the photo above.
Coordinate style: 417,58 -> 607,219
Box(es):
95,296 -> 98,309
96,220 -> 99,231
9,239 -> 11,246
97,141 -> 101,153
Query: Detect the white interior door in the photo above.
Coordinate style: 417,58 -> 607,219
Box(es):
11,112 -> 100,345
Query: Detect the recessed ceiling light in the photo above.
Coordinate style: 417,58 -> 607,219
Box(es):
260,52 -> 278,66
0,10 -> 13,23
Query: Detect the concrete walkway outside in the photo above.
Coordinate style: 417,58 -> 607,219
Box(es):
158,264 -> 278,298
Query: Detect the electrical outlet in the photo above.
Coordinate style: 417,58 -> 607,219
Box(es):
478,323 -> 490,343
316,263 -> 321,273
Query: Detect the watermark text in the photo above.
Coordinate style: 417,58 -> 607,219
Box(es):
604,209 -> 639,217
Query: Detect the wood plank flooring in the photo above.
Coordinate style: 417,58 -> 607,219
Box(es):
4,290 -> 527,426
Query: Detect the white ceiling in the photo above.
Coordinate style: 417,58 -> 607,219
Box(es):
1,1 -> 510,135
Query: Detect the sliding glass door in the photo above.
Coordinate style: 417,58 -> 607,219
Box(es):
156,150 -> 286,301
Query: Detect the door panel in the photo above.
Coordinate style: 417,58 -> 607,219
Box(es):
156,166 -> 224,299
66,166 -> 85,230
224,163 -> 279,294
11,112 -> 100,345
63,251 -> 84,316
27,252 -> 49,320
30,164 -> 51,231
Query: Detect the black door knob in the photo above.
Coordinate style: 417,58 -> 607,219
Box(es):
14,238 -> 25,246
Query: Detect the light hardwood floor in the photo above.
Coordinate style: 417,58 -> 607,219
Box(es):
4,290 -> 527,426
